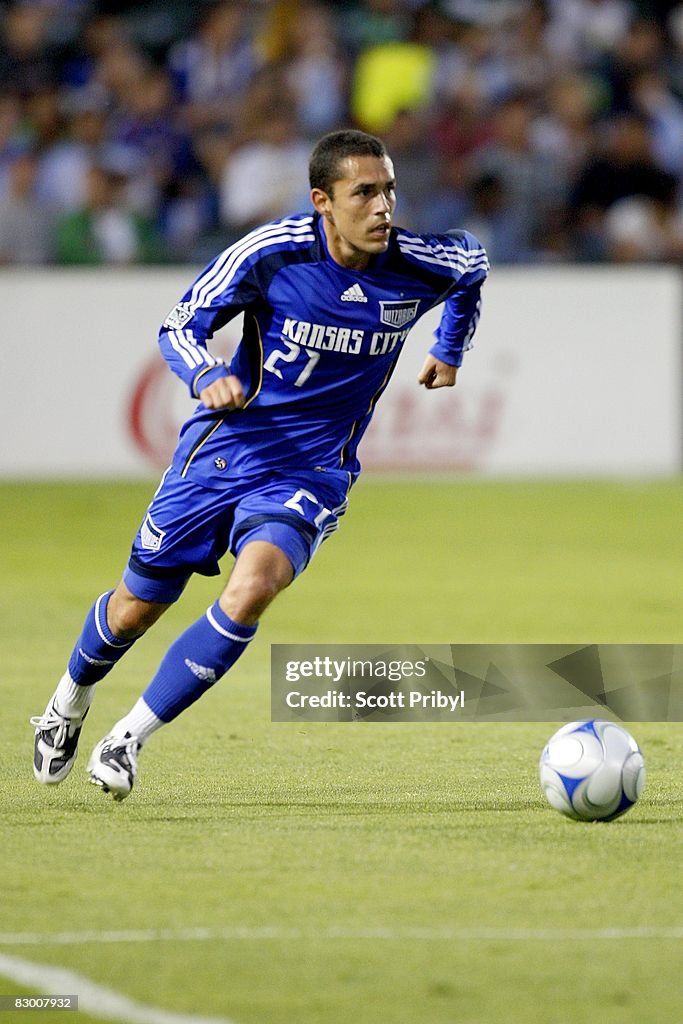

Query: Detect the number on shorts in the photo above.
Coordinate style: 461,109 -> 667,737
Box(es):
284,489 -> 333,528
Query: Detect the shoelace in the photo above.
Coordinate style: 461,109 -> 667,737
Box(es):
102,735 -> 140,772
30,708 -> 77,749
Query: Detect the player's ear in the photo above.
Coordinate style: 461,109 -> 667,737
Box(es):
311,188 -> 332,217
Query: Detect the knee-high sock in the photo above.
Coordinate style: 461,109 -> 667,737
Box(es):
140,600 -> 257,724
66,591 -> 136,686
53,591 -> 136,717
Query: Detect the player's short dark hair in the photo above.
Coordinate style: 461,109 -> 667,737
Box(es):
309,129 -> 387,197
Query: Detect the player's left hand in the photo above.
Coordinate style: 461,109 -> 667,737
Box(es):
417,355 -> 458,389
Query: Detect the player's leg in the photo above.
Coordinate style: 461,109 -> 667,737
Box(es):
86,471 -> 350,801
31,581 -> 172,786
86,540 -> 295,800
32,467 -> 195,788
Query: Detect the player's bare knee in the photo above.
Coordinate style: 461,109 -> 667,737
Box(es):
219,570 -> 287,624
219,541 -> 294,624
219,576 -> 276,621
107,586 -> 169,640
106,601 -> 154,640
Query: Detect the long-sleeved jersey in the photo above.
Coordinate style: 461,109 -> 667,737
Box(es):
160,212 -> 488,490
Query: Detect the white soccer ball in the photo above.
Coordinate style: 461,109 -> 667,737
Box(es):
539,720 -> 645,822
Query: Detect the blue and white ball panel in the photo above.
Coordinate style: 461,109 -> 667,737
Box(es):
539,719 -> 645,822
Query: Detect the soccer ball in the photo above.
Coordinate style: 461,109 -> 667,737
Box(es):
539,720 -> 645,822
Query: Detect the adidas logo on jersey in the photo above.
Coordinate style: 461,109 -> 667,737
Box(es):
340,283 -> 367,303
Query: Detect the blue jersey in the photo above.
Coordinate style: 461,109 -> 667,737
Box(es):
160,212 -> 488,489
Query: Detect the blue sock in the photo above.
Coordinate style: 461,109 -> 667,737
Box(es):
67,591 -> 136,685
142,601 -> 258,722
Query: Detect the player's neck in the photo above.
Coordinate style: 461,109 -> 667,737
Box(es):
321,219 -> 371,272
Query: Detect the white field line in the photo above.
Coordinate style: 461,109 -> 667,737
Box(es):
0,952 -> 238,1024
1,925 -> 683,946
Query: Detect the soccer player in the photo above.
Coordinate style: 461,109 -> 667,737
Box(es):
31,129 -> 488,800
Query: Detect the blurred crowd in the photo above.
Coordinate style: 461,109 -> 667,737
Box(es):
0,0 -> 682,266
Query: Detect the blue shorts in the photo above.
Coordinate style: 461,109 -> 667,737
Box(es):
123,467 -> 349,603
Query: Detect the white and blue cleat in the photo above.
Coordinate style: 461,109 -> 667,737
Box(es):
87,732 -> 141,802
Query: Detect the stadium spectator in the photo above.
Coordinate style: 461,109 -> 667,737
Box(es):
416,149 -> 470,235
166,0 -> 262,132
666,3 -> 683,98
430,20 -> 513,110
180,126 -> 235,260
159,167 -> 217,262
90,34 -> 150,114
54,159 -> 165,264
569,110 -> 679,257
531,72 -> 601,187
543,0 -> 635,68
256,0 -> 305,62
494,0 -> 557,100
0,92 -> 27,197
604,192 -> 683,261
34,85 -> 110,212
463,171 -> 535,264
432,81 -> 494,160
57,13 -> 126,91
0,4 -> 60,96
219,102 -> 310,232
602,16 -> 666,112
282,2 -> 348,136
0,148 -> 55,264
342,0 -> 414,55
470,92 -> 560,258
629,68 -> 683,174
23,85 -> 64,150
107,64 -> 193,217
380,107 -> 439,229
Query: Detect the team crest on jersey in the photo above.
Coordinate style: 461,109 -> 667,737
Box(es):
164,303 -> 194,329
379,299 -> 420,328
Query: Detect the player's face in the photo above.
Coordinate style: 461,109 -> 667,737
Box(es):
312,154 -> 397,270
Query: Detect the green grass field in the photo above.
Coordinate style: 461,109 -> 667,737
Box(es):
1,478 -> 682,1024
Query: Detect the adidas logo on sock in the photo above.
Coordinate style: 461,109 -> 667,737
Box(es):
340,283 -> 367,302
78,648 -> 114,667
184,659 -> 217,683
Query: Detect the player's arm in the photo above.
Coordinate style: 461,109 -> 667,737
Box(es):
158,298 -> 237,403
418,229 -> 488,390
417,286 -> 480,390
157,246 -> 261,406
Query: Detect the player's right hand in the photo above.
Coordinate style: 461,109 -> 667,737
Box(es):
199,375 -> 245,410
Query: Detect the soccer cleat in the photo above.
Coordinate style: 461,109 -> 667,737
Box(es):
31,700 -> 88,785
87,732 -> 141,801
